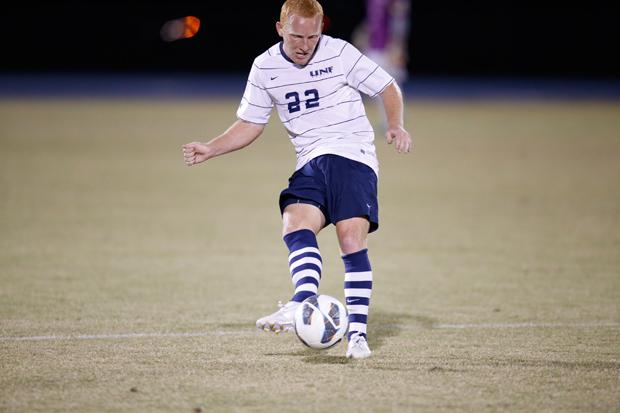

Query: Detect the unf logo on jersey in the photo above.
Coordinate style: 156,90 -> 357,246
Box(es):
310,66 -> 333,77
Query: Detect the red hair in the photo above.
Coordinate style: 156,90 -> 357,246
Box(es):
280,0 -> 324,25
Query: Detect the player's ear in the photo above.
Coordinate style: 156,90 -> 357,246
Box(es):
276,21 -> 284,37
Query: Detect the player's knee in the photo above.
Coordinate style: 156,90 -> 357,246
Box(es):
282,204 -> 324,235
282,218 -> 321,238
336,218 -> 369,254
337,231 -> 366,255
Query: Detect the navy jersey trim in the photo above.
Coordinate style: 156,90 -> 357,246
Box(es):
356,65 -> 381,89
295,114 -> 368,136
345,54 -> 364,80
278,37 -> 323,67
236,115 -> 269,125
240,95 -> 273,110
279,41 -> 295,64
371,78 -> 395,98
265,74 -> 342,91
257,39 -> 349,70
282,98 -> 363,124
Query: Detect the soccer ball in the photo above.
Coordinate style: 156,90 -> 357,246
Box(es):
294,294 -> 349,349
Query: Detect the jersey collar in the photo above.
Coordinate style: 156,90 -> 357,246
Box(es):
279,37 -> 322,68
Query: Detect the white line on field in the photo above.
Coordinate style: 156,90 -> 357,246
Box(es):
432,321 -> 620,329
0,330 -> 254,342
1,321 -> 618,342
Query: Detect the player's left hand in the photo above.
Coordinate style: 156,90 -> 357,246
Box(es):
386,126 -> 412,154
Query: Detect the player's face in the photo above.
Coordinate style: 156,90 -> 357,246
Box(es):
277,14 -> 323,66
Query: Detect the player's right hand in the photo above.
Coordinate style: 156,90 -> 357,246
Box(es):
385,126 -> 412,154
182,142 -> 210,166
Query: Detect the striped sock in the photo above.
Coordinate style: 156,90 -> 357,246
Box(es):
343,248 -> 373,340
283,229 -> 322,303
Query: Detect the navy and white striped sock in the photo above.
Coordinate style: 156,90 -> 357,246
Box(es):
343,249 -> 373,340
283,229 -> 322,303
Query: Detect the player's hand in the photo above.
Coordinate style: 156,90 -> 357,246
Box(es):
182,142 -> 211,166
386,126 -> 412,154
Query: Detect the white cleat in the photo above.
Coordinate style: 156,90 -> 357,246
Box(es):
346,333 -> 372,359
256,301 -> 300,333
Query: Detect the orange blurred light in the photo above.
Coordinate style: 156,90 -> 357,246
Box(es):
182,16 -> 200,39
160,15 -> 201,42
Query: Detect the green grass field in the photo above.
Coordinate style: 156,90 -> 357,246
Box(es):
1,96 -> 619,412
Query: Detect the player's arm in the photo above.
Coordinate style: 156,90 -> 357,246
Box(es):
379,81 -> 412,154
182,119 -> 265,166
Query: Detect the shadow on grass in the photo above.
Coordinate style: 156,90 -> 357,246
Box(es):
269,310 -> 436,365
214,322 -> 251,330
367,311 -> 435,353
300,352 -> 351,365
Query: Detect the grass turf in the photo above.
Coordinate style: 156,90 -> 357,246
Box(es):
1,97 -> 619,412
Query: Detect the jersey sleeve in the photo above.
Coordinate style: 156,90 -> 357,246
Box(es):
340,41 -> 394,98
236,61 -> 274,124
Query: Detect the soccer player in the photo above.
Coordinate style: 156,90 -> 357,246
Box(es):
352,0 -> 411,133
364,0 -> 410,86
182,0 -> 412,359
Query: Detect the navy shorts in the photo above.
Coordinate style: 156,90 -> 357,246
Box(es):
279,154 -> 379,233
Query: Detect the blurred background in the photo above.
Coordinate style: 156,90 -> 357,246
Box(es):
1,0 -> 618,98
2,4 -> 620,410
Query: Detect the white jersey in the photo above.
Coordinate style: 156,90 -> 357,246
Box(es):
236,35 -> 394,176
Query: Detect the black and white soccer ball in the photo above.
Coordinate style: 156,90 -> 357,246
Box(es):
293,294 -> 349,349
